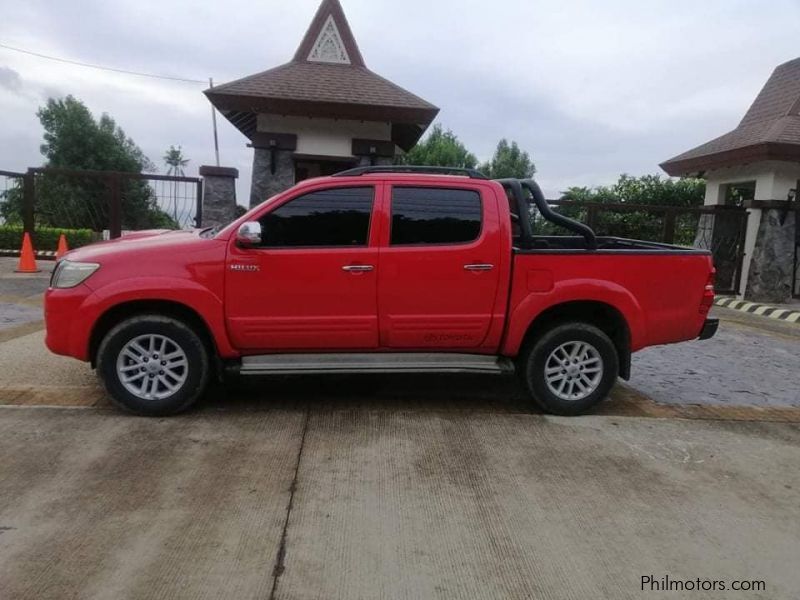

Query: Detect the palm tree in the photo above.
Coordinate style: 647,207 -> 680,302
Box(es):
163,146 -> 190,223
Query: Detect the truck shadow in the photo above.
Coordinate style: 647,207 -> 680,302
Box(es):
198,373 -> 536,415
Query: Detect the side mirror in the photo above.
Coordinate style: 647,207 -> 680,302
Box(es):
236,221 -> 262,247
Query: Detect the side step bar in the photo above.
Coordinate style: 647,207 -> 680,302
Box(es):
236,353 -> 515,376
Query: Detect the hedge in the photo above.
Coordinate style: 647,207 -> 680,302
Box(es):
0,226 -> 97,251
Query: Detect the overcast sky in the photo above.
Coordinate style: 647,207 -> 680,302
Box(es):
1,0 -> 799,202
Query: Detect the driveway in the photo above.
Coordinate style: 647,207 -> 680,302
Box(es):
630,307 -> 800,408
0,258 -> 799,598
0,405 -> 798,600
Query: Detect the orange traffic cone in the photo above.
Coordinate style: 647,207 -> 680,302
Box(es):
15,232 -> 40,274
55,234 -> 69,260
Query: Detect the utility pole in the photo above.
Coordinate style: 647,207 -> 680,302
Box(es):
209,77 -> 220,167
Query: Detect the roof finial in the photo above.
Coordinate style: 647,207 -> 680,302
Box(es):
293,0 -> 365,67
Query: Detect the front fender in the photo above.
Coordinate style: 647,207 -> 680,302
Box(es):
78,277 -> 238,359
502,279 -> 646,356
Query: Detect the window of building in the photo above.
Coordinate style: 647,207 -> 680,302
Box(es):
259,187 -> 374,247
724,181 -> 756,206
390,187 -> 482,245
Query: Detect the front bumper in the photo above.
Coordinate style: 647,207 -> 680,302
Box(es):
698,318 -> 719,341
44,285 -> 93,360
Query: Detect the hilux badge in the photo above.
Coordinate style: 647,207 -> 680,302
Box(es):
229,264 -> 260,272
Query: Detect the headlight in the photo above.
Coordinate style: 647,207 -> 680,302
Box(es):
51,261 -> 100,289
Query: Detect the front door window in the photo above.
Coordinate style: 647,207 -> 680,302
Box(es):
258,187 -> 373,248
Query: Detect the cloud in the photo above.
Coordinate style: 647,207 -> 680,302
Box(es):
0,66 -> 23,93
0,0 -> 798,201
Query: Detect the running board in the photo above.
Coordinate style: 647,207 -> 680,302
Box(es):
237,353 -> 515,376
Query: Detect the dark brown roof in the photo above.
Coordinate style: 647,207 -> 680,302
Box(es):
661,57 -> 800,176
204,0 -> 438,151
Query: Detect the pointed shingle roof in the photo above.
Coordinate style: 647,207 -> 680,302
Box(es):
205,0 -> 438,151
661,57 -> 800,176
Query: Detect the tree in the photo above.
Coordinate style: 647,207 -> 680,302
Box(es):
1,96 -> 176,229
560,174 -> 704,207
481,139 -> 536,179
163,146 -> 189,177
399,124 -> 478,169
163,145 -> 190,222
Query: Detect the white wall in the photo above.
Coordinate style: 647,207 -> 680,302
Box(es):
257,114 -> 392,158
704,160 -> 800,297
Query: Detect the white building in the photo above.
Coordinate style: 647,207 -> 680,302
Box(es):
662,57 -> 800,303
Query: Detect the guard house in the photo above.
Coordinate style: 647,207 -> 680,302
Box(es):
205,0 -> 439,208
661,57 -> 800,303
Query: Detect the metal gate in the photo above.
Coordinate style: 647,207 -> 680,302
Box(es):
794,193 -> 800,299
1,167 -> 202,241
0,169 -> 24,225
693,206 -> 749,295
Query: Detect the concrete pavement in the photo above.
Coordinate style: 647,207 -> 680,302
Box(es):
0,407 -> 301,600
1,259 -> 800,598
0,405 -> 797,599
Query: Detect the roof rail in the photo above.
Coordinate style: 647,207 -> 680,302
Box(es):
333,165 -> 489,179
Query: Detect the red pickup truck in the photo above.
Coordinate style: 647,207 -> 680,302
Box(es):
44,167 -> 717,417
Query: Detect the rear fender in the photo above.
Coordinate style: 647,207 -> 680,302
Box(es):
502,279 -> 645,356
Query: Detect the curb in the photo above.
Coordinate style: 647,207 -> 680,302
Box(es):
0,249 -> 57,260
715,297 -> 800,323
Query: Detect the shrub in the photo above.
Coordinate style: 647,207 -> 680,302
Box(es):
0,226 -> 97,251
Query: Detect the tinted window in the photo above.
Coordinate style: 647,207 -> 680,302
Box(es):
259,187 -> 374,247
391,187 -> 482,245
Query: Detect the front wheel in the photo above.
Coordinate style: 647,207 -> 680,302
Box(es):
97,315 -> 210,416
520,322 -> 618,416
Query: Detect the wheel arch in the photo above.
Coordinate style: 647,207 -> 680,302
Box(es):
517,300 -> 632,380
89,299 -> 218,370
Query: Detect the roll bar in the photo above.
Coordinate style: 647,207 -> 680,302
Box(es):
496,178 -> 598,251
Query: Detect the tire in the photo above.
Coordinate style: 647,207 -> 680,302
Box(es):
97,315 -> 210,416
520,322 -> 618,416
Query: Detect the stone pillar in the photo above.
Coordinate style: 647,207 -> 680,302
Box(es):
250,148 -> 295,208
744,166 -> 799,302
745,208 -> 796,303
199,166 -> 238,228
249,133 -> 298,208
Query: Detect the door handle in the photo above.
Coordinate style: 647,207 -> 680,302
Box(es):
342,265 -> 375,273
464,264 -> 495,272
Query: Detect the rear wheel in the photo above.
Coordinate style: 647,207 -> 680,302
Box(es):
97,315 -> 210,416
520,322 -> 618,416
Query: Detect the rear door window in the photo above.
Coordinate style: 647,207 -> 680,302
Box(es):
390,187 -> 482,245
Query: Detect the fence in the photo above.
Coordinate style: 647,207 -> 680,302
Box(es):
543,200 -> 749,294
795,203 -> 800,299
0,169 -> 24,226
0,168 -> 202,244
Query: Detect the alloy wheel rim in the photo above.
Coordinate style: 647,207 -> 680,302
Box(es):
544,341 -> 603,402
116,334 -> 188,401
